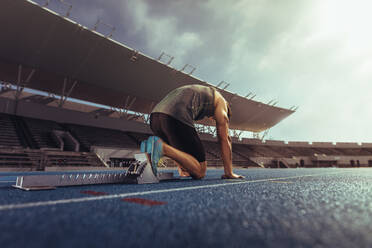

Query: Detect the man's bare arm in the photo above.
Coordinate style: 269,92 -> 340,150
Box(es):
214,95 -> 244,179
216,119 -> 233,177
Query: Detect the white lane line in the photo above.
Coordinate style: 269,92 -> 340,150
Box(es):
270,181 -> 293,184
0,172 -> 343,211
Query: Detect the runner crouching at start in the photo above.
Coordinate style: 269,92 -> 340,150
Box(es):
141,84 -> 244,180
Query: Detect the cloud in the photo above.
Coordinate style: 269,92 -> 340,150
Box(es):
249,1 -> 372,142
125,1 -> 204,65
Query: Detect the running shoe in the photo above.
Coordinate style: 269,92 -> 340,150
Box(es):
146,136 -> 163,176
140,139 -> 147,153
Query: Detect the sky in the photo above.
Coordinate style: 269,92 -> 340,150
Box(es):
32,0 -> 372,143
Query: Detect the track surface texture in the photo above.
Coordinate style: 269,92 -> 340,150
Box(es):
1,168 -> 372,248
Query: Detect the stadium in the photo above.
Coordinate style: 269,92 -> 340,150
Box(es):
1,1 -> 372,248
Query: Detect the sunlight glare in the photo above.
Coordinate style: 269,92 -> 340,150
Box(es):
314,0 -> 372,55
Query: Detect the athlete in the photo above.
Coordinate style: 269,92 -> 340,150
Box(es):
141,84 -> 244,180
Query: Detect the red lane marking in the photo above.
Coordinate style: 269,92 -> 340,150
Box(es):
81,190 -> 108,196
122,197 -> 167,206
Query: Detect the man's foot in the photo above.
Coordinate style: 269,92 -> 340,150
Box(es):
146,136 -> 163,176
177,166 -> 190,177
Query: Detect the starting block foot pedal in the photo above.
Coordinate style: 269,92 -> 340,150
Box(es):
123,153 -> 159,184
123,153 -> 177,184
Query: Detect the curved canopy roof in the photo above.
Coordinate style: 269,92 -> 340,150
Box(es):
0,0 -> 295,132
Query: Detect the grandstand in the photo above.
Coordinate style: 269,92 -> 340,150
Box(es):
1,96 -> 372,170
1,0 -> 372,172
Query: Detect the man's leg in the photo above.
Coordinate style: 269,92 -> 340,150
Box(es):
162,142 -> 206,179
150,113 -> 207,179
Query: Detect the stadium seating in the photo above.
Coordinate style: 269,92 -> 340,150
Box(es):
202,141 -> 220,158
64,124 -> 138,151
0,148 -> 37,169
289,146 -> 317,156
265,145 -> 298,158
2,114 -> 372,169
0,113 -> 23,148
334,148 -> 372,156
42,150 -> 103,168
202,141 -> 220,165
22,117 -> 63,149
0,148 -> 103,170
232,144 -> 262,157
311,147 -> 343,155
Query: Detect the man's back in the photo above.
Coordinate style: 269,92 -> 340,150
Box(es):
151,84 -> 215,127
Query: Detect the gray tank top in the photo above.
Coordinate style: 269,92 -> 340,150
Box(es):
151,85 -> 215,127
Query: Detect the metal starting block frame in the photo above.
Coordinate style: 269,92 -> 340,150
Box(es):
13,153 -> 176,191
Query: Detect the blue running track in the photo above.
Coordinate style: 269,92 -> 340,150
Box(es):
1,168 -> 372,248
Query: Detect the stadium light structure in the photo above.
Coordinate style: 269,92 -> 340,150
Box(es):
216,81 -> 230,90
44,0 -> 72,17
245,92 -> 253,98
93,19 -> 116,38
267,99 -> 278,106
180,64 -> 196,75
157,52 -> 174,66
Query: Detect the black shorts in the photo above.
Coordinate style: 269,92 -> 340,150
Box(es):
150,113 -> 206,162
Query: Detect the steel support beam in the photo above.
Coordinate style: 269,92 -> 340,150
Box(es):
13,65 -> 36,114
59,78 -> 77,107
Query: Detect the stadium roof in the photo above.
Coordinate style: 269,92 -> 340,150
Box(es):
0,0 -> 295,132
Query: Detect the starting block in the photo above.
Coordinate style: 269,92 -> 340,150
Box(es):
13,153 -> 176,191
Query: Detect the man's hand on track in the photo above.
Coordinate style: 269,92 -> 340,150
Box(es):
221,173 -> 245,179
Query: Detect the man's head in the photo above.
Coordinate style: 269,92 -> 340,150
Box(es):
212,87 -> 231,122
